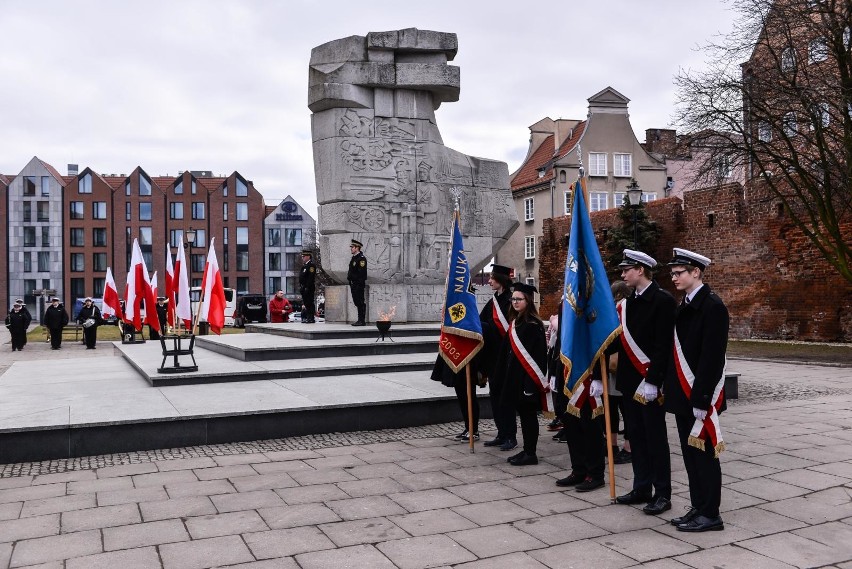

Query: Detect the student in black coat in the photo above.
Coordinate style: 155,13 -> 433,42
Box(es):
43,298 -> 69,350
614,249 -> 677,516
5,303 -> 29,351
664,248 -> 730,533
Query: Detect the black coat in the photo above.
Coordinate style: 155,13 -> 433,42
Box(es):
5,309 -> 29,334
44,304 -> 69,330
615,281 -> 676,394
476,290 -> 511,379
77,304 -> 102,326
347,252 -> 367,285
664,285 -> 729,416
493,317 -> 547,410
300,259 -> 316,293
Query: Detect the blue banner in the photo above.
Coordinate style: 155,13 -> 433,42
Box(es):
439,210 -> 484,373
560,179 -> 621,393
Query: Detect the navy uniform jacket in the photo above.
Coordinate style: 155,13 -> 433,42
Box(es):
615,281 -> 676,394
476,289 -> 511,379
44,304 -> 69,330
347,252 -> 367,285
300,259 -> 316,293
663,285 -> 729,416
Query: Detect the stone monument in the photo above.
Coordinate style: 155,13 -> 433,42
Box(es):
309,28 -> 518,322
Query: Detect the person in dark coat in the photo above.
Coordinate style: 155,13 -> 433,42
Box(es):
614,249 -> 677,516
431,357 -> 480,441
493,282 -> 548,466
299,250 -> 317,324
44,297 -> 69,350
76,297 -> 102,349
154,297 -> 168,335
347,239 -> 368,326
6,302 -> 29,351
664,248 -> 729,533
477,265 -> 515,450
11,298 -> 32,350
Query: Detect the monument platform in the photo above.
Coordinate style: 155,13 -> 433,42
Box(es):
0,323 -> 487,464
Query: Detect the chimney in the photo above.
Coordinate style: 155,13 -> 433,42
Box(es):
67,164 -> 79,176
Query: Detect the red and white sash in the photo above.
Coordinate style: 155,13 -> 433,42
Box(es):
493,295 -> 509,338
509,321 -> 554,417
567,377 -> 603,419
673,330 -> 726,457
617,299 -> 660,405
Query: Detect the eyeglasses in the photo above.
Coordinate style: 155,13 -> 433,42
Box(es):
511,297 -> 526,303
670,269 -> 690,278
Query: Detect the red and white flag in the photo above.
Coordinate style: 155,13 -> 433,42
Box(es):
175,239 -> 192,329
124,239 -> 160,333
199,237 -> 226,335
101,267 -> 122,320
165,245 -> 176,328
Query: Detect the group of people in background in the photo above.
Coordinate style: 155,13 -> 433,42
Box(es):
5,295 -> 104,351
435,246 -> 730,533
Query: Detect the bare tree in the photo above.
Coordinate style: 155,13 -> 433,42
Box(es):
674,0 -> 852,282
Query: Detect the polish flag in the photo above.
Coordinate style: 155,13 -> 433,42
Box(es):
174,239 -> 192,329
165,245 -> 176,328
124,239 -> 160,334
101,267 -> 122,320
199,237 -> 225,335
147,272 -> 159,328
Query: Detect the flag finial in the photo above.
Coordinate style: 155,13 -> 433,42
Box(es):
450,186 -> 462,211
576,143 -> 585,180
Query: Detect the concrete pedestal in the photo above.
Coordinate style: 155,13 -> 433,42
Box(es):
324,284 -> 495,323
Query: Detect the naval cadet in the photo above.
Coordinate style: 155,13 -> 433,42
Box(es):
299,250 -> 317,323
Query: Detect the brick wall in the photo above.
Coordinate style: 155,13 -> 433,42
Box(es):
539,184 -> 852,341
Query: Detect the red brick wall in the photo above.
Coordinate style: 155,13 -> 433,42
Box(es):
539,184 -> 852,341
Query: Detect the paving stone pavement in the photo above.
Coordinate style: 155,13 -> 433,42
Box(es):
1,327 -> 852,567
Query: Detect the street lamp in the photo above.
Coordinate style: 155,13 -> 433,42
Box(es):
184,227 -> 197,250
625,179 -> 643,248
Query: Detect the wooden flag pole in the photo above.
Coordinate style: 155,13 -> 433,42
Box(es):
600,355 -> 616,503
466,365 -> 475,454
192,288 -> 205,336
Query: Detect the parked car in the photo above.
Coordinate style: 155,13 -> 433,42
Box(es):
189,287 -> 238,327
233,293 -> 267,327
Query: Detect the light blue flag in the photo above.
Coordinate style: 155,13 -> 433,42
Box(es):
560,179 -> 622,394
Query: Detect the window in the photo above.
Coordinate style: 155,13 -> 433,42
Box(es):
286,252 -> 299,270
524,236 -> 536,259
236,178 -> 248,196
23,252 -> 32,272
93,228 -> 107,247
564,191 -> 572,215
641,192 -> 658,203
174,181 -> 183,195
237,227 -> 249,271
25,280 -> 37,298
588,153 -> 607,177
285,277 -> 297,295
70,278 -> 85,300
79,173 -> 92,194
285,228 -> 302,246
559,171 -> 567,183
41,226 -> 49,247
758,121 -> 772,142
809,38 -> 828,64
24,227 -> 36,247
716,155 -> 733,178
523,197 -> 534,221
191,180 -> 197,195
125,202 -> 131,221
70,253 -> 84,272
125,180 -> 131,196
93,278 -> 105,297
237,251 -> 249,271
222,182 -> 228,197
169,229 -> 183,248
139,227 -> 152,246
613,154 -> 632,177
191,278 -> 202,288
23,201 -> 31,222
93,202 -> 107,220
37,201 -> 49,222
139,202 -> 152,221
23,176 -> 36,196
192,202 -> 205,220
194,229 -> 206,248
70,202 -> 84,219
613,192 -> 626,207
41,177 -> 51,196
139,174 -> 151,196
783,112 -> 798,136
236,203 -> 248,221
93,252 -> 107,272
223,227 -> 228,244
781,47 -> 796,72
71,228 -> 84,247
191,254 -> 205,273
268,228 -> 281,247
269,253 -> 282,271
812,102 -> 830,129
170,202 -> 184,220
223,249 -> 229,271
39,252 -> 52,272
589,192 -> 608,212
268,277 -> 281,293
845,26 -> 851,51
525,276 -> 536,287
223,203 -> 228,221
237,277 -> 250,294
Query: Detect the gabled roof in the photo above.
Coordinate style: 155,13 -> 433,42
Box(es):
36,157 -> 66,185
0,174 -> 11,186
511,120 -> 588,192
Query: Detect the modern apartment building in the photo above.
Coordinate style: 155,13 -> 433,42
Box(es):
263,195 -> 317,302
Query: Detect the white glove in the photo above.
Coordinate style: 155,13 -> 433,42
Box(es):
693,407 -> 708,422
642,383 -> 659,402
589,379 -> 604,398
548,376 -> 557,392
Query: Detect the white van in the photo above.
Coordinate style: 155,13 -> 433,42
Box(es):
189,287 -> 238,327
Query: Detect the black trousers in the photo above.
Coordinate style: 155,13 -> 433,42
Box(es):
9,329 -> 26,350
675,413 -> 722,518
48,327 -> 63,349
302,288 -> 315,321
517,396 -> 539,455
349,283 -> 366,322
608,395 -> 629,442
622,395 -> 671,498
488,376 -> 517,441
565,405 -> 605,480
83,325 -> 98,348
454,380 -> 480,434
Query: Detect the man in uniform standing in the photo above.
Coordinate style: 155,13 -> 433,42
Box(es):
614,249 -> 676,516
44,297 -> 69,350
299,250 -> 317,324
664,248 -> 729,532
348,239 -> 367,326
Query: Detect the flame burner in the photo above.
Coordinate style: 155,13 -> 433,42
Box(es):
375,320 -> 393,342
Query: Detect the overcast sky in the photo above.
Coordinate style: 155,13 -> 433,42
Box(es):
1,1 -> 738,219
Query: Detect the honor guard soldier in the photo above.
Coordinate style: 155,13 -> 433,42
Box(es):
347,239 -> 368,326
299,250 -> 317,323
614,249 -> 676,515
664,248 -> 729,532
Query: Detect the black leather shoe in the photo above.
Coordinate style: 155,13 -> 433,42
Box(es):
509,452 -> 538,466
676,515 -> 724,532
552,428 -> 566,441
351,321 -> 366,327
507,450 -> 526,463
498,439 -> 518,451
670,507 -> 699,526
642,496 -> 672,515
614,449 -> 632,464
483,437 -> 505,447
575,477 -> 605,492
555,472 -> 586,487
615,489 -> 653,505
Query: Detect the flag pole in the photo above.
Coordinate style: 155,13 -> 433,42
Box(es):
466,365 -> 475,454
600,356 -> 616,503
